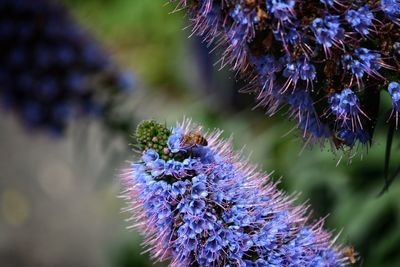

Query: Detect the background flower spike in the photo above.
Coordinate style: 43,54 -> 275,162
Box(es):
121,119 -> 352,266
168,0 -> 400,152
0,0 -> 134,136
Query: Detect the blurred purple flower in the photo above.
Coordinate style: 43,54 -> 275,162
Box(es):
0,0 -> 134,135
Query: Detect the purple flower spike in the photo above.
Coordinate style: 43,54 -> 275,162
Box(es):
121,119 -> 352,266
0,0 -> 133,135
169,0 -> 400,151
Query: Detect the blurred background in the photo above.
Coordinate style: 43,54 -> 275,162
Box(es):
1,0 -> 400,266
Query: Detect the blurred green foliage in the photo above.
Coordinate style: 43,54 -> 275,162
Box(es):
64,0 -> 187,90
64,1 -> 400,266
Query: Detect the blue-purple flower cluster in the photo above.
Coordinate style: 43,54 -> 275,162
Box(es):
345,5 -> 374,35
311,15 -> 344,49
342,48 -> 382,82
381,0 -> 400,25
171,0 -> 400,149
328,89 -> 370,146
329,89 -> 361,123
121,120 -> 349,266
388,81 -> 400,125
0,0 -> 133,135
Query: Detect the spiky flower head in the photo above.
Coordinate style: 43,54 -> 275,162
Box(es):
121,119 -> 351,266
0,0 -> 133,135
169,0 -> 400,150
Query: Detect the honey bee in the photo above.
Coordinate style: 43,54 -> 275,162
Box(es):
343,246 -> 357,264
182,131 -> 208,147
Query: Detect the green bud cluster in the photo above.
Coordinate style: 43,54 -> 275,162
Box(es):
135,120 -> 172,160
